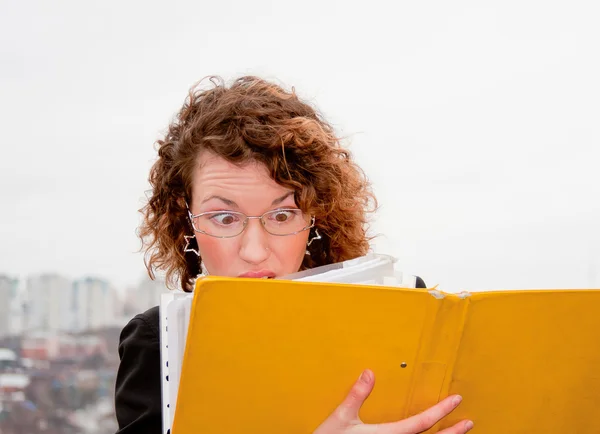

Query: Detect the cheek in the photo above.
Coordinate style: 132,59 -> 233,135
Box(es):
271,233 -> 309,273
196,235 -> 237,275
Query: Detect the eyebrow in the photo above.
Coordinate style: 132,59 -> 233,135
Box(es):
201,195 -> 238,207
201,192 -> 294,207
271,191 -> 295,206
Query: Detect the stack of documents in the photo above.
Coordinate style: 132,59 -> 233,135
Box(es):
159,254 -> 600,434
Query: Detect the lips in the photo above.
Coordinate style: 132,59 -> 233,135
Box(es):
238,270 -> 276,279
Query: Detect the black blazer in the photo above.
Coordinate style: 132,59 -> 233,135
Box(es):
114,277 -> 427,433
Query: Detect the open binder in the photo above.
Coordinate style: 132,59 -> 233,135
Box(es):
160,254 -> 600,433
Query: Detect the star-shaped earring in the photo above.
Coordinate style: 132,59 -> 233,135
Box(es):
307,228 -> 322,246
183,235 -> 200,256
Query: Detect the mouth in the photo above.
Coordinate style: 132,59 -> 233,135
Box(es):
238,270 -> 276,279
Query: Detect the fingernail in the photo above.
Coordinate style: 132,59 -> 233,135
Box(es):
465,420 -> 474,430
358,370 -> 372,384
452,395 -> 463,407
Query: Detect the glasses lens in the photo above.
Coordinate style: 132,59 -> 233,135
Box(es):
192,211 -> 246,237
262,209 -> 311,235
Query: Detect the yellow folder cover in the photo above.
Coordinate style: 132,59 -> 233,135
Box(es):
172,277 -> 600,433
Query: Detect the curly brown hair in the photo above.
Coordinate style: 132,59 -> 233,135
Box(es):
139,76 -> 377,291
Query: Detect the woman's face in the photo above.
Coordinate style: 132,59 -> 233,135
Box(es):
189,151 -> 310,278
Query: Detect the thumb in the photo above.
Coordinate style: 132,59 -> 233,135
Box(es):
335,369 -> 375,423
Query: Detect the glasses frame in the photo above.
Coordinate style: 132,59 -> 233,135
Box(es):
187,208 -> 315,239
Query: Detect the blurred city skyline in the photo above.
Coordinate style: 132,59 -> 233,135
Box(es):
0,272 -> 158,433
0,273 -> 166,338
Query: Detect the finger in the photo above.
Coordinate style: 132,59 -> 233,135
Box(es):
334,369 -> 375,423
393,394 -> 464,434
437,419 -> 474,434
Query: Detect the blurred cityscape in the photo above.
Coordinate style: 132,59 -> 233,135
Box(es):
0,273 -> 167,434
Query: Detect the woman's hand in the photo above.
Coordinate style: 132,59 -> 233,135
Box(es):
313,370 -> 474,434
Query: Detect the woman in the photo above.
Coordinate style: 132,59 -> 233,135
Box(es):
115,76 -> 473,434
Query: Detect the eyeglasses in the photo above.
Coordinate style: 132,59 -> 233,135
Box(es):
187,208 -> 315,238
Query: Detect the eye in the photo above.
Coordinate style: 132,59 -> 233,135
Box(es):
210,212 -> 240,225
270,209 -> 298,223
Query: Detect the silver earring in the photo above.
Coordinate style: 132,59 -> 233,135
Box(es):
184,235 -> 200,256
307,228 -> 321,246
305,228 -> 322,255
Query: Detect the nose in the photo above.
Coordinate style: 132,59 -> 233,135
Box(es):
238,218 -> 270,265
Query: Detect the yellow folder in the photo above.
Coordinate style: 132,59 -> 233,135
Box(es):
172,277 -> 600,433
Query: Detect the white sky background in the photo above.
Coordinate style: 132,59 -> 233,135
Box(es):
0,0 -> 599,292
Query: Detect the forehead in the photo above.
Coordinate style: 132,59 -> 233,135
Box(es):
191,152 -> 294,208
